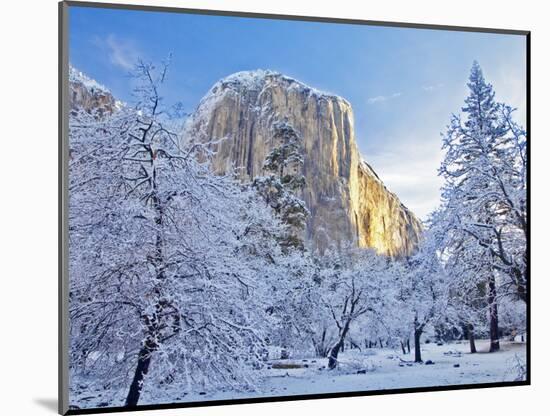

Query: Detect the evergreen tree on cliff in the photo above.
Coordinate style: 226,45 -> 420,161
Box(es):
253,120 -> 309,251
438,61 -> 527,352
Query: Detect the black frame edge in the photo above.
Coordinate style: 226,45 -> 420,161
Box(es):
525,31 -> 531,386
65,380 -> 530,415
59,1 -> 70,415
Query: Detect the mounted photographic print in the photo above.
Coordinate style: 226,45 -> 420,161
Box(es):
59,1 -> 530,414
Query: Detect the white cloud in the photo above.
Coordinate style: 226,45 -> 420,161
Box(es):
365,141 -> 445,221
360,68 -> 525,221
367,92 -> 401,104
93,34 -> 141,71
357,57 -> 526,223
358,79 -> 475,220
422,83 -> 444,92
493,70 -> 527,127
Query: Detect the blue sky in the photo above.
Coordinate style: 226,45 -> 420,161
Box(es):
69,5 -> 527,219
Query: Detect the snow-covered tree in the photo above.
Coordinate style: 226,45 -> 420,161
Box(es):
437,61 -> 527,352
400,229 -> 453,363
380,260 -> 413,354
429,208 -> 489,353
69,60 -> 293,407
317,247 -> 390,369
262,252 -> 320,358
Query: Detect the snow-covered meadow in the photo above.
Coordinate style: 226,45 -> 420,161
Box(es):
252,340 -> 527,398
70,339 -> 526,409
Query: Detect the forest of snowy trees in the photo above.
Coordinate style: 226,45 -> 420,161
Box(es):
68,60 -> 527,409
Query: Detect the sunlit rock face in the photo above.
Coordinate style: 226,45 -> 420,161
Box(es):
185,70 -> 422,256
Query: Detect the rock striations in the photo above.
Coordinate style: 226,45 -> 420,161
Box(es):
184,70 -> 423,256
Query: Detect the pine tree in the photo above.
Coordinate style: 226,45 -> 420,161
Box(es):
253,120 -> 309,251
438,61 -> 527,352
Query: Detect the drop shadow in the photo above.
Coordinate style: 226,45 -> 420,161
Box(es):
34,398 -> 58,413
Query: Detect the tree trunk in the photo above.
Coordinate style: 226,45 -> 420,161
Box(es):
313,328 -> 328,357
512,264 -> 527,303
488,275 -> 500,352
413,314 -> 424,363
125,338 -> 156,407
328,320 -> 351,369
468,324 -> 477,353
414,327 -> 423,363
462,323 -> 469,341
350,339 -> 361,351
406,339 -> 411,353
126,185 -> 165,407
400,341 -> 407,355
327,341 -> 341,370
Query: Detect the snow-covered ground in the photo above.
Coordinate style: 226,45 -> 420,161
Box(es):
71,339 -> 525,410
172,339 -> 526,404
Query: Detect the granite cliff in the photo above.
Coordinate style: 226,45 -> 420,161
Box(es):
69,66 -> 118,116
184,71 -> 422,256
